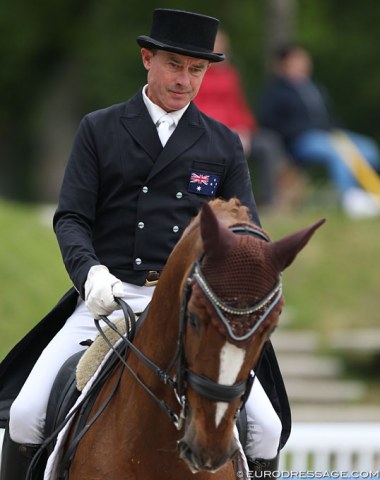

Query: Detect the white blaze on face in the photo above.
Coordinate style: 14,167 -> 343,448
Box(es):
215,342 -> 246,427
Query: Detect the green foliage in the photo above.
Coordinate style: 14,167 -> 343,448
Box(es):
0,0 -> 380,200
297,0 -> 380,141
0,0 -> 82,118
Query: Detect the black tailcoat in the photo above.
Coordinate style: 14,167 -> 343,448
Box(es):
53,90 -> 259,295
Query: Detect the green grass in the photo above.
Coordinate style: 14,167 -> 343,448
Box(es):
261,206 -> 380,340
261,199 -> 380,400
1,198 -> 380,363
0,200 -> 70,360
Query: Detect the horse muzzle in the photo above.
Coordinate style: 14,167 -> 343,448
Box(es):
177,435 -> 238,473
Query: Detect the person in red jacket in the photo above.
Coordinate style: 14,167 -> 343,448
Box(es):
195,30 -> 289,208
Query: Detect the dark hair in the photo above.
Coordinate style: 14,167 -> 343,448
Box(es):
274,42 -> 306,61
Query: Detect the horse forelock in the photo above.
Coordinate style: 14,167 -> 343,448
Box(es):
181,198 -> 251,241
173,199 -> 252,274
206,198 -> 251,224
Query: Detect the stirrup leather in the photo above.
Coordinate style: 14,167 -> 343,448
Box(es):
247,454 -> 279,477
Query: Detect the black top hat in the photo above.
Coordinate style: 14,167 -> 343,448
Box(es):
137,8 -> 225,63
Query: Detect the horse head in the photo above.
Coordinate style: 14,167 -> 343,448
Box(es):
177,200 -> 325,473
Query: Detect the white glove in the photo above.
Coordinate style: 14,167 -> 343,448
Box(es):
84,265 -> 124,319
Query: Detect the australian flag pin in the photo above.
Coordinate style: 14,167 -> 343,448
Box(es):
188,171 -> 220,196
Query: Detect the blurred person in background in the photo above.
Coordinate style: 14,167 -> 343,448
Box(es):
258,43 -> 380,218
194,30 -> 291,210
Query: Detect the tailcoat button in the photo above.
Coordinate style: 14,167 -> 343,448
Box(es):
138,222 -> 145,229
176,192 -> 183,199
142,186 -> 148,193
173,226 -> 179,233
135,258 -> 142,265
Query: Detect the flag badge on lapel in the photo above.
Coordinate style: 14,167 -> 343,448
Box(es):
188,171 -> 220,196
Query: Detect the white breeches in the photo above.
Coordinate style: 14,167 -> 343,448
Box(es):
9,283 -> 155,444
244,373 -> 282,460
10,286 -> 282,461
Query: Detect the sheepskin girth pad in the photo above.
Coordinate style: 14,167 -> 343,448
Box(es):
76,317 -> 127,391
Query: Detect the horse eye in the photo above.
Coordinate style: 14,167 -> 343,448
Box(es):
267,325 -> 278,338
188,312 -> 200,331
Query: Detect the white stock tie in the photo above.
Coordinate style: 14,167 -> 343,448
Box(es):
157,114 -> 174,147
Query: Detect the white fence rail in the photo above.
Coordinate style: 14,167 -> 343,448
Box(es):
280,423 -> 380,471
1,424 -> 380,473
0,429 -> 3,470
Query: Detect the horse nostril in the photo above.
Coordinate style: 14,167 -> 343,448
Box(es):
177,440 -> 201,473
177,440 -> 190,457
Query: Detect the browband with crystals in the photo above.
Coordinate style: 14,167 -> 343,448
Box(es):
191,261 -> 283,342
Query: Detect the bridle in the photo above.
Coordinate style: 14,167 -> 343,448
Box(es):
95,225 -> 283,430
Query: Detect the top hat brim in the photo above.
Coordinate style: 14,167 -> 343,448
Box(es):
137,35 -> 225,63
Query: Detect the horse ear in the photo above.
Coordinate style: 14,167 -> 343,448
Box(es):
271,218 -> 326,272
200,202 -> 238,258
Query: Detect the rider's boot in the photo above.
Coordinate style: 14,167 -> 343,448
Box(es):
0,426 -> 46,480
247,454 -> 279,478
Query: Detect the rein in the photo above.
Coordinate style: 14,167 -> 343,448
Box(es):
94,300 -> 183,428
94,224 -> 282,431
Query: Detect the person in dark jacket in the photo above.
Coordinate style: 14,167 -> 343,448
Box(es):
0,9 -> 290,479
258,43 -> 380,218
194,29 -> 289,208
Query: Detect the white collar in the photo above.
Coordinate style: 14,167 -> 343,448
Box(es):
142,85 -> 189,126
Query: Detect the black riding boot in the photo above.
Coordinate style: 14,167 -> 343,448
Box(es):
247,454 -> 279,478
0,427 -> 46,480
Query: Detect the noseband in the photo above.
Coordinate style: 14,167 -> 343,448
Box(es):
95,225 -> 282,430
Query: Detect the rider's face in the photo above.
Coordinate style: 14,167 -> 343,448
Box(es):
141,48 -> 209,112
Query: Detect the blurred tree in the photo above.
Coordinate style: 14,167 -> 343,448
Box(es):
263,0 -> 297,71
297,0 -> 380,141
0,0 -> 379,202
0,0 -> 91,199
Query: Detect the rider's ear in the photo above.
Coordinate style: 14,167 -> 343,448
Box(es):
271,219 -> 326,272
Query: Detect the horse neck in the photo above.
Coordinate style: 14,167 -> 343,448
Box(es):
133,226 -> 203,365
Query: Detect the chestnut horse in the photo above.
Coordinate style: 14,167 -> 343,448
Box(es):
58,198 -> 324,480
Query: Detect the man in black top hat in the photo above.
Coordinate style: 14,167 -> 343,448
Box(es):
0,8 -> 289,479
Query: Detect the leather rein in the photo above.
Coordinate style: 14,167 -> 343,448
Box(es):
95,225 -> 283,431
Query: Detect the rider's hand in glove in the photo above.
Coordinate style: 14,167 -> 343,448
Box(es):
84,265 -> 124,319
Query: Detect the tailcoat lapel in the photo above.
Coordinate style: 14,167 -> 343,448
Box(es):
146,102 -> 205,181
120,92 -> 162,161
120,93 -> 205,179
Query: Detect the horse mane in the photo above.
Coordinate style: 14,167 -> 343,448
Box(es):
206,198 -> 252,224
181,198 -> 253,241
